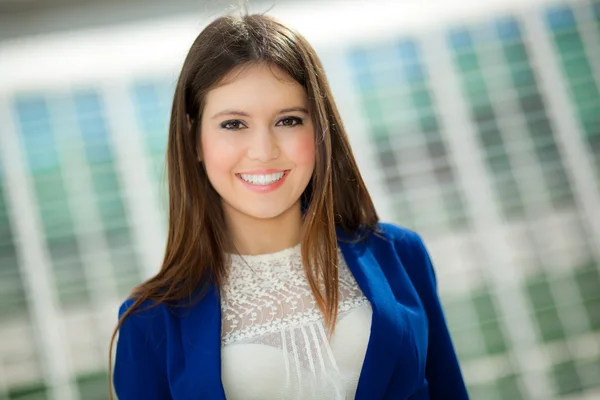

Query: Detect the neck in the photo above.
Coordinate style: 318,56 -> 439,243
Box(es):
224,202 -> 303,255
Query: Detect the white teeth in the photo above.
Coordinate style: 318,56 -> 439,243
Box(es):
240,172 -> 285,185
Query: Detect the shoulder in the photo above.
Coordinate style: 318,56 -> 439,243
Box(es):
367,222 -> 436,288
374,222 -> 422,246
369,221 -> 428,259
117,297 -> 172,349
119,297 -> 170,321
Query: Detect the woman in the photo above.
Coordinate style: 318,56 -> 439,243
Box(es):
110,13 -> 469,400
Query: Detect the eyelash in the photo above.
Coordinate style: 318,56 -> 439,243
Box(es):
220,116 -> 304,131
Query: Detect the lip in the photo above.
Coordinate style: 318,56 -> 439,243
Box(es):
236,169 -> 290,193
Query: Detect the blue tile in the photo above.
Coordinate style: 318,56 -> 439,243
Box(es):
448,28 -> 473,51
396,39 -> 420,62
347,48 -> 372,72
545,6 -> 576,31
401,63 -> 425,82
13,96 -> 60,172
594,2 -> 600,20
73,90 -> 113,163
495,16 -> 522,40
13,95 -> 50,123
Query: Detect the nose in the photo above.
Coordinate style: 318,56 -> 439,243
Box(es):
247,127 -> 280,162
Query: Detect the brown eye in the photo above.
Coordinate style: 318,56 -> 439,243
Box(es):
221,120 -> 245,130
277,117 -> 303,127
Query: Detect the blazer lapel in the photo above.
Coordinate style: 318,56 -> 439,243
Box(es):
338,238 -> 402,400
178,284 -> 226,399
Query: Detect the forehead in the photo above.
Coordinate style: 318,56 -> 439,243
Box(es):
202,64 -> 308,114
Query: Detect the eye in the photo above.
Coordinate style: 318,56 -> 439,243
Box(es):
220,120 -> 247,130
276,116 -> 303,127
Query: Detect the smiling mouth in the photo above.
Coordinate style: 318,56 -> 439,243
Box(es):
236,170 -> 289,186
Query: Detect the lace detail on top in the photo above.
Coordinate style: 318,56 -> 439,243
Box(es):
220,244 -> 368,345
220,244 -> 372,400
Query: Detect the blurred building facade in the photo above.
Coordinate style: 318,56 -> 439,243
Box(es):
0,0 -> 599,399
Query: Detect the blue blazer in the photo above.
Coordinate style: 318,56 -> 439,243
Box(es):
114,223 -> 469,399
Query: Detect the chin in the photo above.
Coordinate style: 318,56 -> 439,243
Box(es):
226,199 -> 299,222
244,207 -> 289,220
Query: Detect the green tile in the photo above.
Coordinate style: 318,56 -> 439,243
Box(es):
553,31 -> 585,54
573,264 -> 600,302
583,298 -> 600,331
0,240 -> 16,258
518,92 -> 544,113
533,139 -> 560,162
582,119 -> 600,136
496,374 -> 524,400
384,172 -> 403,193
418,115 -> 439,133
33,176 -> 68,204
96,194 -> 127,225
471,103 -> 495,124
362,99 -> 384,121
76,371 -> 108,400
562,56 -> 593,78
486,152 -> 512,174
467,382 -> 501,400
576,104 -> 600,121
525,274 -> 567,341
536,306 -> 566,341
471,290 -> 499,322
58,286 -> 91,307
90,164 -> 121,194
47,236 -> 79,260
441,188 -> 466,216
500,198 -> 526,219
510,66 -> 536,88
455,52 -> 480,72
480,320 -> 509,355
570,81 -> 600,104
526,115 -> 552,139
495,176 -> 521,199
577,356 -> 600,390
480,128 -> 505,148
559,302 -> 591,336
8,382 -> 47,400
502,42 -> 528,63
105,225 -> 133,249
409,88 -> 432,108
552,360 -> 584,395
377,148 -> 397,168
468,290 -> 509,354
525,274 -> 554,309
463,78 -> 488,100
39,202 -> 75,238
543,170 -> 574,208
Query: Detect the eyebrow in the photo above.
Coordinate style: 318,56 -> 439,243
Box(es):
211,107 -> 309,120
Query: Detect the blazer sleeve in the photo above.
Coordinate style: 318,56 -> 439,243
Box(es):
113,301 -> 171,399
400,231 -> 470,399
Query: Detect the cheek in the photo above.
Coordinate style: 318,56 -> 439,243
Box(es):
284,133 -> 315,167
201,133 -> 240,177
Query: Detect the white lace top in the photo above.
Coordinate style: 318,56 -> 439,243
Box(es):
220,244 -> 373,400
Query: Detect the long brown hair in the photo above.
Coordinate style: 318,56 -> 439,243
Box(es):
108,13 -> 378,397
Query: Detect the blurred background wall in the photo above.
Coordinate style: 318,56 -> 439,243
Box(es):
0,0 -> 599,399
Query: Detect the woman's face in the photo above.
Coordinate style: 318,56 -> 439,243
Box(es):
199,63 -> 316,223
